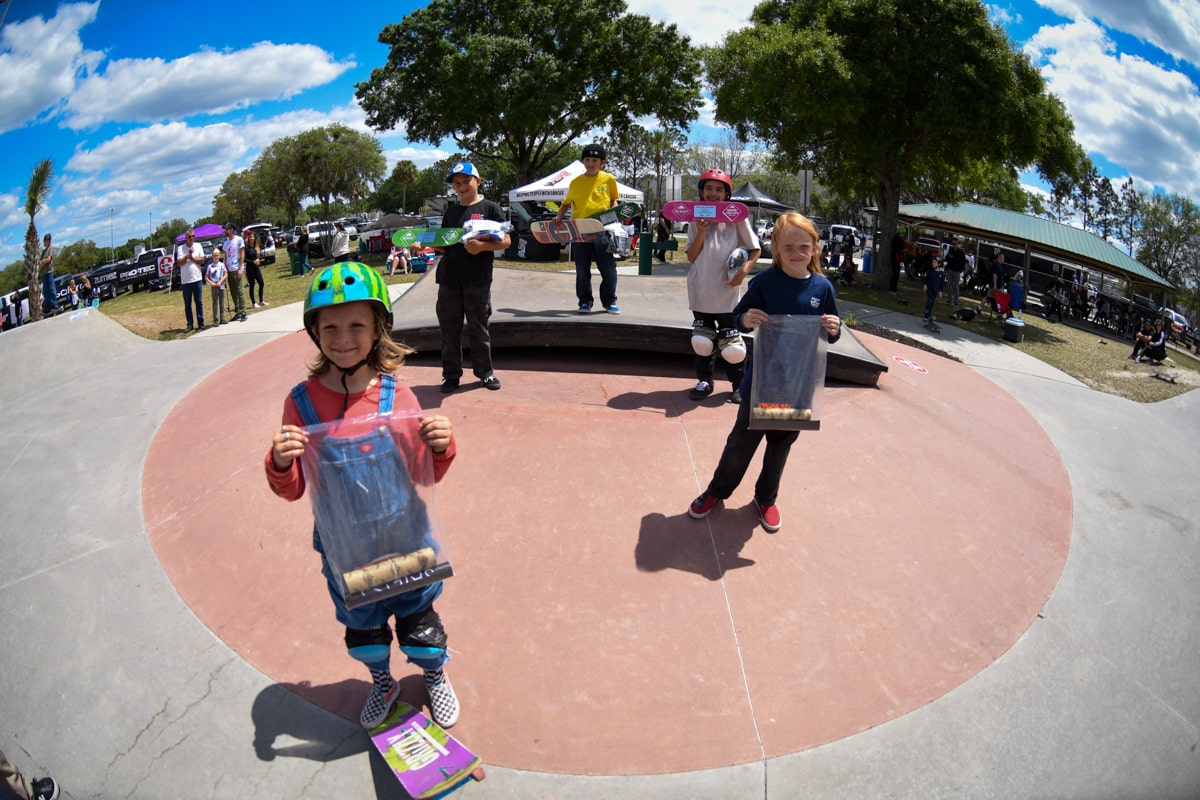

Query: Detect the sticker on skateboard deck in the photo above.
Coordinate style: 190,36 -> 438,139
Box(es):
370,700 -> 485,799
392,228 -> 464,248
586,201 -> 642,226
661,200 -> 749,224
530,218 -> 606,245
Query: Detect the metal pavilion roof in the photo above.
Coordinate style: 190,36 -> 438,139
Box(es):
891,202 -> 1173,291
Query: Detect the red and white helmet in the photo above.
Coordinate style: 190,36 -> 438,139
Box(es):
698,168 -> 732,198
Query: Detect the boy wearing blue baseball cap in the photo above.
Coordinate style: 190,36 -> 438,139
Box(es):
436,162 -> 510,393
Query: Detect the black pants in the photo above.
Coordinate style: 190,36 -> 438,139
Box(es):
245,263 -> 265,304
436,281 -> 493,381
706,395 -> 799,505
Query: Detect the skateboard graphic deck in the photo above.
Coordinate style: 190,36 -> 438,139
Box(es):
370,701 -> 485,798
530,218 -> 606,245
586,201 -> 642,226
392,228 -> 464,248
661,200 -> 749,224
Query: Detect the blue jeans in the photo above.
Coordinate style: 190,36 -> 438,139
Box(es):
705,394 -> 800,505
573,238 -> 618,308
181,280 -> 204,327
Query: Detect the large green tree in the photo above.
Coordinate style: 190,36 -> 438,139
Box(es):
212,169 -> 261,226
706,0 -> 1086,290
22,158 -> 53,321
253,136 -> 307,226
355,0 -> 703,185
295,124 -> 386,222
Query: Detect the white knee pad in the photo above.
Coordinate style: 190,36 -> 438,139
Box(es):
718,329 -> 746,364
691,320 -> 717,357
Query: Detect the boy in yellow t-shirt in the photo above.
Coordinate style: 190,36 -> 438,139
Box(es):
555,143 -> 621,313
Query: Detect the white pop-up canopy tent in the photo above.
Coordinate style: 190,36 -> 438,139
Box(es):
509,160 -> 644,205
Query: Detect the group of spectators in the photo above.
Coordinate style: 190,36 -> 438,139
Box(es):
175,223 -> 268,331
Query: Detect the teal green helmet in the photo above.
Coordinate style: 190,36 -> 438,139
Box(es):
302,262 -> 392,342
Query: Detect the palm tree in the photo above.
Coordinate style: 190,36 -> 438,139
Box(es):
392,160 -> 419,213
23,158 -> 54,322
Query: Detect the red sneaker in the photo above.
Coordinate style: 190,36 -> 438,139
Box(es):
754,498 -> 781,532
688,492 -> 719,519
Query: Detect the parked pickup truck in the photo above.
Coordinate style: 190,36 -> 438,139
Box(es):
88,248 -> 169,299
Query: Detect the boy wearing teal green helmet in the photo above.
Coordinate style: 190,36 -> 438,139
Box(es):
265,262 -> 463,729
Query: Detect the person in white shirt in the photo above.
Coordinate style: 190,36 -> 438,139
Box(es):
332,221 -> 352,263
175,229 -> 206,331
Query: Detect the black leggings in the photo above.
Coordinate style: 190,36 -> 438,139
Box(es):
245,263 -> 265,304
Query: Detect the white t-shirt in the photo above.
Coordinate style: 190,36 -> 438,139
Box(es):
175,242 -> 204,285
223,235 -> 245,272
685,219 -> 760,314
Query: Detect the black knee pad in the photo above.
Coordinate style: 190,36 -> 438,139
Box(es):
394,608 -> 447,650
344,624 -> 393,651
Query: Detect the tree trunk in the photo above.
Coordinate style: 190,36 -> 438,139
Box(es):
870,176 -> 903,292
24,225 -> 44,322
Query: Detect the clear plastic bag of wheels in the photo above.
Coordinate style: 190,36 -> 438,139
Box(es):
749,314 -> 828,431
299,409 -> 452,609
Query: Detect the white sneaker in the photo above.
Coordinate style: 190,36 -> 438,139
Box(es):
360,680 -> 400,729
427,675 -> 460,728
253,303 -> 260,308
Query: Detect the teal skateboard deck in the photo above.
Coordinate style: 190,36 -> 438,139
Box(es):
392,228 -> 464,248
662,200 -> 749,224
531,218 -> 606,245
587,202 -> 642,226
370,700 -> 485,798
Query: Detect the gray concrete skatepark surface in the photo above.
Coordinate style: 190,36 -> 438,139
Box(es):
1,268 -> 1197,799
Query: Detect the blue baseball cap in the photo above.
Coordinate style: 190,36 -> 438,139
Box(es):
445,161 -> 481,182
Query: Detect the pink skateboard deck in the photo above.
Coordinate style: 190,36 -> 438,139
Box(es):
661,200 -> 749,224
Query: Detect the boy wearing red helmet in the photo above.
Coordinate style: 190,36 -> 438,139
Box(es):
683,168 -> 761,402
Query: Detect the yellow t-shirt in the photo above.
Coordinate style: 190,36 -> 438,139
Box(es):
563,171 -> 619,219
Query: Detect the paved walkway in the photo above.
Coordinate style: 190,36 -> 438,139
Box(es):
1,267 -> 1197,799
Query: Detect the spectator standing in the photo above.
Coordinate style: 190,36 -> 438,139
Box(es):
223,222 -> 247,322
206,246 -> 228,325
244,231 -> 267,308
888,228 -> 906,293
944,240 -> 967,307
922,257 -> 945,322
80,274 -> 93,307
297,226 -> 311,274
1,746 -> 59,800
435,162 -> 510,393
38,233 -> 57,314
174,228 -> 206,331
654,215 -> 673,263
332,221 -> 352,263
67,278 -> 79,310
555,143 -> 621,314
989,251 -> 1008,311
683,167 -> 760,403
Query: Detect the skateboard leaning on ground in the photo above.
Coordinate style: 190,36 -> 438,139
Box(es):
530,217 -> 607,245
1149,365 -> 1178,383
661,200 -> 750,224
586,201 -> 642,226
922,316 -> 942,334
369,700 -> 485,799
392,228 -> 464,248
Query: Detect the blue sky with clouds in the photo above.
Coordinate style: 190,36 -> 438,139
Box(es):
2,0 -> 1199,267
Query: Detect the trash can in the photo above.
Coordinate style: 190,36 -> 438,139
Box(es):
289,251 -> 302,276
1004,317 -> 1025,342
862,252 -> 872,274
